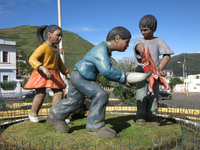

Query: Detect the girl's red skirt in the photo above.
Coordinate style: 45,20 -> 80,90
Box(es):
24,70 -> 66,89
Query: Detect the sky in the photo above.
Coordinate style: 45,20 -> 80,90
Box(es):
0,0 -> 200,61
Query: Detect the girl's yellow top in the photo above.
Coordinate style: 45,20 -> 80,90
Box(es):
29,42 -> 69,75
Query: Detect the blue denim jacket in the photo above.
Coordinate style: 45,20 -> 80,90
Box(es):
75,42 -> 126,83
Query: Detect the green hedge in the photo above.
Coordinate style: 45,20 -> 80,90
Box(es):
0,81 -> 17,90
0,78 -> 29,90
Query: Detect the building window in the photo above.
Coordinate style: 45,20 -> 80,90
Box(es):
3,75 -> 8,81
3,51 -> 8,62
196,76 -> 200,79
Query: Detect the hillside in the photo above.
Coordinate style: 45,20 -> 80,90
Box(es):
0,25 -> 94,72
0,25 -> 199,77
165,53 -> 200,76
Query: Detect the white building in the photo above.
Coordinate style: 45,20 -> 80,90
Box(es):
173,74 -> 200,93
0,39 -> 16,82
187,74 -> 200,92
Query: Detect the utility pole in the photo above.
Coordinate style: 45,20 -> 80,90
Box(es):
58,0 -> 64,63
184,55 -> 189,96
177,54 -> 188,96
57,0 -> 65,80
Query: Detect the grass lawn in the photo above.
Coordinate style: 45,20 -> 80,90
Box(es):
1,113 -> 196,149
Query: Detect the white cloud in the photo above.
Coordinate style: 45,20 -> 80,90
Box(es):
132,33 -> 142,39
0,0 -> 54,17
0,0 -> 28,15
4,0 -> 16,7
38,0 -> 53,5
66,25 -> 100,32
129,43 -> 134,47
2,0 -> 27,7
0,10 -> 13,15
92,42 -> 100,46
0,1 -> 14,15
79,26 -> 95,32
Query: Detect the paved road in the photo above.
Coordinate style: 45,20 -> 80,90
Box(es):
109,91 -> 200,109
160,92 -> 200,109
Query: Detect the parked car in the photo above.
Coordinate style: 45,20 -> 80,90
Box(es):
158,102 -> 168,108
159,91 -> 172,100
20,90 -> 36,100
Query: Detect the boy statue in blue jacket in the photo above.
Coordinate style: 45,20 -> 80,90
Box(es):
47,26 -> 150,138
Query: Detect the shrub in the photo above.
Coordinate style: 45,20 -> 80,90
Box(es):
0,81 -> 17,90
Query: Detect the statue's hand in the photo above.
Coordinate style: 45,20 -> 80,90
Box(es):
39,66 -> 52,78
66,72 -> 70,80
136,43 -> 145,56
160,70 -> 166,77
125,72 -> 131,87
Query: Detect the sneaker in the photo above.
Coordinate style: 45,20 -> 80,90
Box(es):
65,119 -> 71,124
96,127 -> 116,138
136,119 -> 146,125
46,114 -> 72,133
29,113 -> 39,123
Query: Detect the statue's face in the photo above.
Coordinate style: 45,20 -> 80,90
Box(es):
116,38 -> 130,52
48,29 -> 62,44
140,27 -> 154,40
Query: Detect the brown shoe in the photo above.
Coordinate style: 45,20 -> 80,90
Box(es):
136,119 -> 146,125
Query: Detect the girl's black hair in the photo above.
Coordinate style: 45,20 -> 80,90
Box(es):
37,25 -> 62,44
106,26 -> 131,41
139,15 -> 157,31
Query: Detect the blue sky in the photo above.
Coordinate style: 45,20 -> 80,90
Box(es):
0,0 -> 200,61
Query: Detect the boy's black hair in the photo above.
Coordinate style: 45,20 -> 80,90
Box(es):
37,25 -> 62,44
106,26 -> 131,41
139,15 -> 157,31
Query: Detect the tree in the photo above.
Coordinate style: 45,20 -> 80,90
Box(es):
16,61 -> 33,77
96,57 -> 130,88
96,74 -> 111,88
16,51 -> 33,77
169,77 -> 184,90
111,57 -> 136,103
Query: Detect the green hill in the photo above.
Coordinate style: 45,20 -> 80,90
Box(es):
1,25 -> 199,77
0,25 -> 94,72
165,53 -> 200,76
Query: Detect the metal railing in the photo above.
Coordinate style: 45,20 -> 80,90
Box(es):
1,128 -> 200,149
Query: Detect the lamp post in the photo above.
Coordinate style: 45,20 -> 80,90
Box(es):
177,56 -> 188,95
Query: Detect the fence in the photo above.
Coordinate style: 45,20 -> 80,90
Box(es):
0,81 -> 32,99
2,131 -> 200,150
1,101 -> 200,124
1,98 -> 200,149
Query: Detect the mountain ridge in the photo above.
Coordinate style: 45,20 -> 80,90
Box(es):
165,53 -> 200,76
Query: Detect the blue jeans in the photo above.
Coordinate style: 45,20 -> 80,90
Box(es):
50,71 -> 109,131
136,80 -> 159,120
